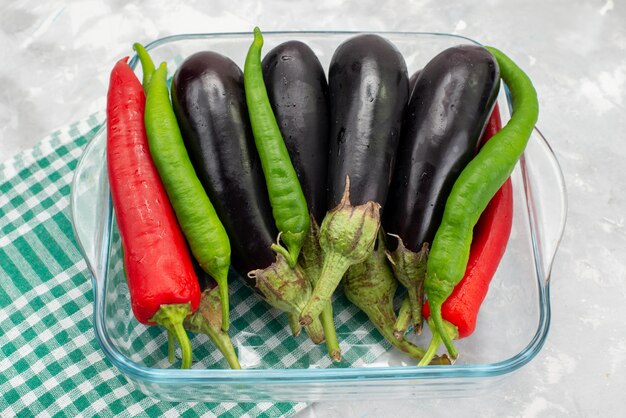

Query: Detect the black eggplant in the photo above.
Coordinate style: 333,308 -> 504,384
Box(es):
262,40 -> 330,224
172,51 -> 323,342
383,45 -> 500,333
408,69 -> 421,98
326,34 -> 408,208
262,41 -> 340,360
299,34 -> 409,327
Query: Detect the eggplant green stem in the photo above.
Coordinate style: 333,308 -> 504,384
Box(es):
394,297 -> 412,340
386,238 -> 428,334
300,177 -> 380,326
183,288 -> 241,369
185,314 -> 241,370
406,286 -> 423,334
299,215 -> 341,360
287,313 -> 302,337
151,303 -> 193,369
304,316 -> 325,345
368,304 -> 426,359
299,251 -> 351,326
321,303 -> 341,361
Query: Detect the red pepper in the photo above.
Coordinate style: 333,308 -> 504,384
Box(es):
106,57 -> 200,368
420,104 -> 513,362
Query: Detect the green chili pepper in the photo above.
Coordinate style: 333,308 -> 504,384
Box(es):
243,27 -> 310,268
143,61 -> 232,332
424,46 -> 538,360
133,43 -> 155,90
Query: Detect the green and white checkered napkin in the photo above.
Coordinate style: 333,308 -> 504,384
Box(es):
0,114 -> 392,417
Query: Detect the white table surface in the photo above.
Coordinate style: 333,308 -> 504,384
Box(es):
2,0 -> 625,416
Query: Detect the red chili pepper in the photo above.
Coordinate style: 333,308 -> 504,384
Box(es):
106,57 -> 200,369
419,104 -> 513,362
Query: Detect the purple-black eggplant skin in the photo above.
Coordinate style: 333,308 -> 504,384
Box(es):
383,45 -> 500,252
262,41 -> 330,224
408,69 -> 421,98
327,34 -> 409,209
172,51 -> 277,277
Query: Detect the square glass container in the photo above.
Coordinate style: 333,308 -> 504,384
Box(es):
70,31 -> 567,402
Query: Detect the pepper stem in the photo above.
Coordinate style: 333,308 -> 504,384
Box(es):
213,267 -> 231,332
183,288 -> 241,369
271,243 -> 292,266
430,305 -> 459,360
418,318 -> 459,366
271,231 -> 301,268
299,251 -> 351,326
417,320 -> 442,366
394,297 -> 412,340
167,330 -> 176,364
151,303 -> 193,369
281,231 -> 304,268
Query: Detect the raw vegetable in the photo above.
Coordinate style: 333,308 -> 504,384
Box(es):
385,45 -> 500,334
172,51 -> 276,275
133,43 -> 155,90
171,50 -> 324,343
262,40 -> 330,224
184,261 -> 241,369
140,56 -> 232,332
344,231 -> 450,364
393,105 -> 505,340
244,27 -> 310,268
262,40 -> 340,360
418,106 -> 513,365
300,34 -> 409,326
424,46 -> 538,360
408,69 -> 421,96
106,57 -> 200,369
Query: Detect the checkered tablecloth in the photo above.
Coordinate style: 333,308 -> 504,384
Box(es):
0,114 -> 308,417
0,115 -> 393,417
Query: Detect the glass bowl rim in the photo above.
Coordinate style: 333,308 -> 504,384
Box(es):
71,30 -> 564,386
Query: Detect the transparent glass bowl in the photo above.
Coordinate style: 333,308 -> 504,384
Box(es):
70,31 -> 567,402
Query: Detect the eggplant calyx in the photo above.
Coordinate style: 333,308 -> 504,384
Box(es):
249,253 -> 311,337
300,177 -> 381,325
343,232 -> 403,353
184,289 -> 241,370
299,216 -> 341,359
386,237 -> 429,334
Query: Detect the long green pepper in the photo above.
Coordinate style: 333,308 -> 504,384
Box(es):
143,61 -> 232,332
244,27 -> 310,268
424,46 -> 539,360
